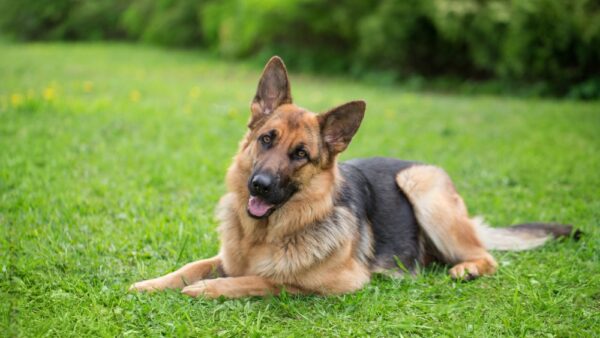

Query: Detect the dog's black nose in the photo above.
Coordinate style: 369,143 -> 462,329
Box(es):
251,174 -> 273,196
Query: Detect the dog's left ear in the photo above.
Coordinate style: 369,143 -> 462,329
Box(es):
318,100 -> 366,155
249,56 -> 292,128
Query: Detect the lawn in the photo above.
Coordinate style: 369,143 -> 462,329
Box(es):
1,42 -> 599,337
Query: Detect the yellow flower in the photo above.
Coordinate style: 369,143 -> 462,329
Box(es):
83,81 -> 94,93
11,93 -> 24,107
188,86 -> 201,100
130,90 -> 141,103
43,86 -> 56,101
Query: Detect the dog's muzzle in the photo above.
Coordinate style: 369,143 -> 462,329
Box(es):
247,173 -> 277,218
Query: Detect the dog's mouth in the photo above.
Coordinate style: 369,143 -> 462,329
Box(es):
247,195 -> 276,218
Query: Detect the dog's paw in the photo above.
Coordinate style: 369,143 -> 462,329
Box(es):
449,262 -> 480,280
181,281 -> 220,298
129,278 -> 169,292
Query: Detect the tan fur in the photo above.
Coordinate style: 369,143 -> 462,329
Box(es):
396,165 -> 497,279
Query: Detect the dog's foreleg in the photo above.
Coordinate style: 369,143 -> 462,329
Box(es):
181,276 -> 300,299
129,256 -> 223,292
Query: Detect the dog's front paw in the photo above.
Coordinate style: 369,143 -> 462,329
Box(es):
181,281 -> 220,298
129,277 -> 171,292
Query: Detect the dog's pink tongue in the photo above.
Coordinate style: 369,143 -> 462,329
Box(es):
248,196 -> 273,217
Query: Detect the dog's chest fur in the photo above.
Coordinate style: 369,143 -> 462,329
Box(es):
216,192 -> 363,284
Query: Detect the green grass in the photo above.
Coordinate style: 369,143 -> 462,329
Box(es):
1,42 -> 599,337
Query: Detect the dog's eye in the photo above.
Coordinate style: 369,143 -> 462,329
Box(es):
295,149 -> 307,159
260,135 -> 272,145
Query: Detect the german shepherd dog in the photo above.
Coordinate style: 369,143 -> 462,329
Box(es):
130,57 -> 577,298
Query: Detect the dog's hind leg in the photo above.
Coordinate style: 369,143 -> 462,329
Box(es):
129,256 -> 223,292
396,165 -> 497,279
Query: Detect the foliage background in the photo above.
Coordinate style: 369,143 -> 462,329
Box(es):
1,0 -> 599,99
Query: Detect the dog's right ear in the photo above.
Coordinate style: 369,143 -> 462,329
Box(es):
249,56 -> 292,128
318,100 -> 366,156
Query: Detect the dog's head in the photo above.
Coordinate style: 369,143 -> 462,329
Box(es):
239,56 -> 365,219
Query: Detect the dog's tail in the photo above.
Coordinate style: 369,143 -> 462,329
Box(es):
472,217 -> 581,251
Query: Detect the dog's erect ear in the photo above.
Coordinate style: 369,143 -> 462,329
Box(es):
318,100 -> 366,155
249,56 -> 292,128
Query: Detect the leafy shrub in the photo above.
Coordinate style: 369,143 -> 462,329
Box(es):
121,0 -> 205,47
0,0 -> 73,40
500,0 -> 600,97
0,0 -> 129,40
358,0 -> 444,77
0,0 -> 598,98
62,0 -> 130,40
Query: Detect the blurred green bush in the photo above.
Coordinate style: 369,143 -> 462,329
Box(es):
121,0 -> 204,47
1,0 -> 598,98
